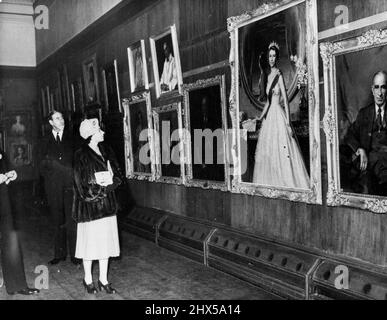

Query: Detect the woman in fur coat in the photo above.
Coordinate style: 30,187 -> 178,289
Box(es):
73,118 -> 123,294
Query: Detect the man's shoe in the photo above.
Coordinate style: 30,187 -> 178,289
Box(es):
8,288 -> 40,296
48,257 -> 66,265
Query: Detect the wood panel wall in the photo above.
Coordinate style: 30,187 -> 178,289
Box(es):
0,67 -> 38,180
36,0 -> 387,266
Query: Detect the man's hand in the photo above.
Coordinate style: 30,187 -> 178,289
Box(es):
356,148 -> 368,171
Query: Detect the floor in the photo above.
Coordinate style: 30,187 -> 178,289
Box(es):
0,186 -> 279,300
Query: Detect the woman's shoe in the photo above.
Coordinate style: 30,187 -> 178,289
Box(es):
83,280 -> 97,294
97,280 -> 116,294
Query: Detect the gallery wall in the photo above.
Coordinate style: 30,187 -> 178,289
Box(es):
35,0 -> 124,64
35,0 -> 387,266
0,1 -> 38,180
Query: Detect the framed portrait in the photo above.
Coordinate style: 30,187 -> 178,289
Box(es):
150,24 -> 183,99
82,53 -> 100,105
8,141 -> 32,168
7,112 -> 30,139
152,102 -> 185,184
228,0 -> 321,204
183,75 -> 230,191
57,64 -> 71,111
70,78 -> 84,113
123,92 -> 155,180
321,28 -> 387,213
102,60 -> 122,113
128,40 -> 149,93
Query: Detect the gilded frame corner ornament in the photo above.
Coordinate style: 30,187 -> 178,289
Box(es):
228,0 -> 322,205
122,92 -> 156,182
320,28 -> 387,213
182,75 -> 230,192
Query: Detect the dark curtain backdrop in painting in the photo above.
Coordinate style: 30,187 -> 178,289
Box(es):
189,85 -> 225,182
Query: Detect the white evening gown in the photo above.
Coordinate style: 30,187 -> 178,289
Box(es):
252,76 -> 310,189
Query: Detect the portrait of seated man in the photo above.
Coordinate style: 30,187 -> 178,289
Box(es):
344,71 -> 387,196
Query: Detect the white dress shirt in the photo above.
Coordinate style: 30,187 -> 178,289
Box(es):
52,129 -> 64,142
375,104 -> 386,120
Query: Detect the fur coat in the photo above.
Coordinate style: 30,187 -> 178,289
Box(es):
73,142 -> 123,223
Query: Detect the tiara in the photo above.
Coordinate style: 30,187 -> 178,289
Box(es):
268,41 -> 280,51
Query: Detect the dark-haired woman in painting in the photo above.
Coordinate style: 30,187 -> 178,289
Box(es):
252,42 -> 309,189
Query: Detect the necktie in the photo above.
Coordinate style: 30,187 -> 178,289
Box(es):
56,132 -> 60,143
377,107 -> 383,132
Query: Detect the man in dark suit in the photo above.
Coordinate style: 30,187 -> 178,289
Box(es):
1,150 -> 40,295
345,71 -> 387,195
40,110 -> 80,266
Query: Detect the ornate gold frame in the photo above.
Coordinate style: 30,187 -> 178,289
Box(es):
228,0 -> 321,204
149,24 -> 183,99
320,28 -> 387,213
182,75 -> 230,191
123,92 -> 156,181
152,102 -> 185,185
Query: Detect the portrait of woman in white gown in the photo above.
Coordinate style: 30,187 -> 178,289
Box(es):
252,42 -> 309,189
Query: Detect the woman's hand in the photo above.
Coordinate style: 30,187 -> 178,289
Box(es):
5,170 -> 17,182
0,174 -> 7,185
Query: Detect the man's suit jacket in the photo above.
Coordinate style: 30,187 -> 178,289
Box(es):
39,128 -> 74,179
345,104 -> 380,154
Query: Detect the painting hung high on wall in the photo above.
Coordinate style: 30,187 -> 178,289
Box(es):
228,0 -> 321,204
123,92 -> 155,180
128,40 -> 149,93
150,24 -> 183,98
321,28 -> 387,213
183,75 -> 229,191
102,60 -> 121,113
82,53 -> 100,105
5,111 -> 32,168
8,112 -> 30,138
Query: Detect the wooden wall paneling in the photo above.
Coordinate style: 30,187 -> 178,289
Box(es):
179,0 -> 228,43
227,0 -> 266,19
184,187 -> 198,219
318,0 -> 387,32
180,32 -> 229,72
